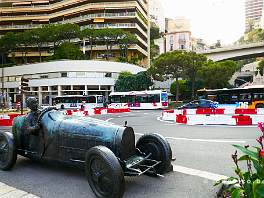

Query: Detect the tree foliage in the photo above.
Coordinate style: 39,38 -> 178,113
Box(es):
51,42 -> 85,60
0,23 -> 137,65
198,60 -> 238,89
115,71 -> 153,92
258,60 -> 264,76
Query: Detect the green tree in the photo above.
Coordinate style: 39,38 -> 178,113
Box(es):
17,31 -> 34,64
30,28 -> 49,62
258,60 -> 264,75
198,60 -> 238,89
150,51 -> 187,101
0,32 -> 17,65
115,71 -> 153,92
183,52 -> 207,99
51,42 -> 85,60
170,80 -> 191,100
58,23 -> 80,42
80,28 -> 98,59
119,32 -> 137,61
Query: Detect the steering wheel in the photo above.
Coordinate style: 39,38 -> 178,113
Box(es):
37,107 -> 58,124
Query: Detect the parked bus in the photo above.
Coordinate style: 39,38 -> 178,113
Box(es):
197,85 -> 264,109
109,90 -> 168,109
52,95 -> 104,109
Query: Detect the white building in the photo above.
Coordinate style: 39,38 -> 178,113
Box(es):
149,0 -> 165,32
0,60 -> 145,106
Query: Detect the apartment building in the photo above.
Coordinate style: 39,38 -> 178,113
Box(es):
0,0 -> 150,66
245,0 -> 264,32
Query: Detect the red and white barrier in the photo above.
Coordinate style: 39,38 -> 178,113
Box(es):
162,108 -> 264,126
0,108 -> 131,127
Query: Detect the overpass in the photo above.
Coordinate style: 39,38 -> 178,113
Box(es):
198,42 -> 264,61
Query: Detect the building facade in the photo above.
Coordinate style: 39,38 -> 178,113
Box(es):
245,0 -> 264,32
0,60 -> 145,106
149,0 -> 165,32
161,17 -> 192,53
0,0 -> 150,66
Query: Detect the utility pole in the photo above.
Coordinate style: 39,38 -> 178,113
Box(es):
20,76 -> 29,115
1,53 -> 4,112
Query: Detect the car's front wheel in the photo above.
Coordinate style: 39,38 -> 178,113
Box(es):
136,133 -> 172,174
85,146 -> 125,198
0,132 -> 17,171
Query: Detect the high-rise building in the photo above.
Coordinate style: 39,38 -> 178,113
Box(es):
149,0 -> 165,32
0,0 -> 149,67
245,0 -> 264,32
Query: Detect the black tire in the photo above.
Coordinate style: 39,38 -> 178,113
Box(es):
136,133 -> 172,174
85,146 -> 125,198
256,103 -> 264,108
0,132 -> 17,171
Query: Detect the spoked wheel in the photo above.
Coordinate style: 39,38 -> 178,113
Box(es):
85,146 -> 125,198
0,132 -> 17,171
136,133 -> 172,174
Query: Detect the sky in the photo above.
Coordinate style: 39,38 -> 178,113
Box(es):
162,0 -> 245,45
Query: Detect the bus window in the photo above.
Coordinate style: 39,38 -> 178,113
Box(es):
97,96 -> 104,103
230,94 -> 238,104
87,96 -> 96,103
127,95 -> 135,103
121,96 -> 127,103
253,93 -> 264,100
239,93 -> 252,102
208,95 -> 217,101
218,94 -> 230,104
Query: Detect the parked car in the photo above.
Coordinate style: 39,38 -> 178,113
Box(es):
178,99 -> 218,109
0,107 -> 172,198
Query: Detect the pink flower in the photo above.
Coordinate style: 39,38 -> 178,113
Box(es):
257,136 -> 264,149
258,122 -> 264,132
259,149 -> 264,158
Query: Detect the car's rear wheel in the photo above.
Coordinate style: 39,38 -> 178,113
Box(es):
0,132 -> 17,171
85,146 -> 125,198
136,133 -> 172,174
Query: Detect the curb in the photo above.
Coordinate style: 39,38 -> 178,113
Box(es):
0,182 -> 39,198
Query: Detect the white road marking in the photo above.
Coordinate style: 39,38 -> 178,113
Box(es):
134,133 -> 246,143
143,113 -> 149,115
172,164 -> 228,182
105,118 -> 113,122
157,116 -> 176,124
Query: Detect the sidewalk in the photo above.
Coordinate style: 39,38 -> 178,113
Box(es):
0,182 -> 39,198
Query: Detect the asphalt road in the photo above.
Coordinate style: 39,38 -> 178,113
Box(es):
0,110 -> 259,198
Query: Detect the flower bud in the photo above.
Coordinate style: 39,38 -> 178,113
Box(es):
259,149 -> 264,158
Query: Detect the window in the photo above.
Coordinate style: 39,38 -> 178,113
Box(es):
40,75 -> 48,79
61,85 -> 71,90
61,72 -> 67,77
76,72 -> 85,77
170,44 -> 173,51
8,76 -> 15,82
41,86 -> 48,91
105,73 -> 112,78
169,35 -> 174,44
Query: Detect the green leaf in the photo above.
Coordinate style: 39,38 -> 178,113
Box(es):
256,184 -> 264,197
238,155 -> 250,161
231,188 -> 243,198
233,145 -> 259,160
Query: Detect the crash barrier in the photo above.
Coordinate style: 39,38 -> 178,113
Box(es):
162,108 -> 264,126
65,108 -> 131,116
0,108 -> 131,127
0,113 -> 21,127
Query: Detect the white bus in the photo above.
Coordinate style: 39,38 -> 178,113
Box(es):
109,90 -> 168,110
52,95 -> 104,109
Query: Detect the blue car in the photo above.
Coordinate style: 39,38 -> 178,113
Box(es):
178,99 -> 218,109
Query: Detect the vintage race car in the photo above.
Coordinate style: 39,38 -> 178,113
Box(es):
0,108 -> 172,198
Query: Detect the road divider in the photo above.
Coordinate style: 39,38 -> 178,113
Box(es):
162,108 -> 264,126
0,108 -> 131,127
